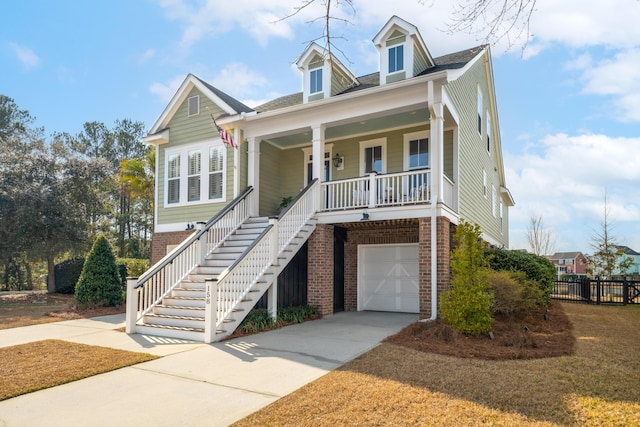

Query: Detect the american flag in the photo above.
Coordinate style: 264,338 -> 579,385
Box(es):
211,115 -> 237,149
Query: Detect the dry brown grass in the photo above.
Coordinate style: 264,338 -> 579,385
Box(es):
0,339 -> 158,401
233,303 -> 640,426
0,293 -> 124,329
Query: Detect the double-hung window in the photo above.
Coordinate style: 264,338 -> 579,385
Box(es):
486,111 -> 491,153
167,154 -> 180,204
209,146 -> 224,199
310,68 -> 323,94
408,138 -> 428,169
187,150 -> 201,202
477,86 -> 483,136
389,45 -> 404,73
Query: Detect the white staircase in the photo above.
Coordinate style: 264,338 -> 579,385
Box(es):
126,181 -> 320,342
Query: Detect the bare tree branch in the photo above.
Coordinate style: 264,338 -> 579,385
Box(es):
526,214 -> 555,256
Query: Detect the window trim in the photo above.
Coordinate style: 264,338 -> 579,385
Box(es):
403,130 -> 429,171
492,185 -> 497,218
486,110 -> 491,153
164,140 -> 227,207
359,138 -> 387,176
302,144 -> 333,185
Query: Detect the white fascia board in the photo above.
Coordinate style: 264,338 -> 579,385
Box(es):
445,46 -> 487,82
501,186 -> 516,206
243,70 -> 448,139
148,74 -> 239,134
143,128 -> 170,146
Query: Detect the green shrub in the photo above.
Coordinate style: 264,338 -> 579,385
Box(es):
237,309 -> 279,334
117,258 -> 149,278
488,270 -> 544,315
439,220 -> 493,335
279,304 -> 319,324
54,257 -> 85,294
75,235 -> 123,308
486,248 -> 555,304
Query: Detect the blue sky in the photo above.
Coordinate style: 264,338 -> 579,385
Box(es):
2,0 -> 640,254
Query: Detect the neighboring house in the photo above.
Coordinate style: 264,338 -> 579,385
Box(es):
126,16 -> 515,342
614,246 -> 640,276
547,252 -> 588,278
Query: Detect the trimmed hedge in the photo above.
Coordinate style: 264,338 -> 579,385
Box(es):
54,258 -> 85,294
486,248 -> 556,304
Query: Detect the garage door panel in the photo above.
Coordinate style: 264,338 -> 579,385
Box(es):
359,244 -> 419,313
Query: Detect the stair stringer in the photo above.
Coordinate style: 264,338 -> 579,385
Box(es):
212,218 -> 317,341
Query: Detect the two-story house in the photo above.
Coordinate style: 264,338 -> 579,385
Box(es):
547,252 -> 588,278
126,16 -> 514,342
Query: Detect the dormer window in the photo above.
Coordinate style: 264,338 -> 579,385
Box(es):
389,45 -> 404,73
310,68 -> 323,94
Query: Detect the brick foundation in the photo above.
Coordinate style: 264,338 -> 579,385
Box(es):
150,230 -> 194,265
418,217 -> 454,319
307,224 -> 335,316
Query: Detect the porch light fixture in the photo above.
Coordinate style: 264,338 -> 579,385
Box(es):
332,153 -> 343,169
361,211 -> 369,221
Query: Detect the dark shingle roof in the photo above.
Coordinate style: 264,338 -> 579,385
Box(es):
253,45 -> 484,113
616,246 -> 640,256
194,76 -> 254,114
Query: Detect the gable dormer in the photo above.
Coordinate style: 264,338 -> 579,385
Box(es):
373,16 -> 434,85
296,42 -> 358,104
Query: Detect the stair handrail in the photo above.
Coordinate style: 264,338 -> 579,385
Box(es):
276,178 -> 319,255
136,186 -> 254,287
210,179 -> 319,336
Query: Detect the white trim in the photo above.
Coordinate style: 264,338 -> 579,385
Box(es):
359,137 -> 387,175
302,143 -> 333,185
163,139 -> 227,208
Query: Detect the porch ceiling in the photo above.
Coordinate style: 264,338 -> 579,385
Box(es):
265,107 -> 435,149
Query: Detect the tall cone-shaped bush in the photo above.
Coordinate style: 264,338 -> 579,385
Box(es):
75,235 -> 123,308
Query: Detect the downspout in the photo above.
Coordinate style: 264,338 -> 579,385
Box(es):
421,79 -> 443,322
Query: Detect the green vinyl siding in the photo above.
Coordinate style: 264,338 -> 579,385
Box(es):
444,129 -> 454,181
444,55 -> 507,246
414,44 -> 428,76
258,142 -> 281,216
156,87 -> 239,226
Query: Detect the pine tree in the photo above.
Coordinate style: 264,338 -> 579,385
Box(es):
75,235 -> 123,308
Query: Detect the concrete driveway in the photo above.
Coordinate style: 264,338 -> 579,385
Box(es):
0,311 -> 417,426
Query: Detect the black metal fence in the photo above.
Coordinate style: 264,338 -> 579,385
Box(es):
552,277 -> 640,305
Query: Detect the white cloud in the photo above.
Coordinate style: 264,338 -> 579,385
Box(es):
506,132 -> 640,251
139,48 -> 157,64
209,63 -> 268,97
149,74 -> 186,103
8,42 -> 40,69
578,48 -> 640,122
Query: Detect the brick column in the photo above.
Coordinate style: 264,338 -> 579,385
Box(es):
418,216 -> 452,319
150,230 -> 193,264
307,224 -> 334,316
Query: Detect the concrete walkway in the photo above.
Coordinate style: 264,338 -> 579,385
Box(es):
0,311 -> 417,426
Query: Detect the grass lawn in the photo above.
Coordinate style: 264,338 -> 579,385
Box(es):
0,292 -> 124,329
233,303 -> 640,426
0,339 -> 157,401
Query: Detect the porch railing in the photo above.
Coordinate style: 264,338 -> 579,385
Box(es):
321,170 -> 431,211
129,187 -> 254,324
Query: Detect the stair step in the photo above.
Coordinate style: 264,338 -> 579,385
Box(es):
155,305 -> 206,318
163,297 -> 205,308
171,288 -> 206,298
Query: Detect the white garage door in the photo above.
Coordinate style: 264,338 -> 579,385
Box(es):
358,244 -> 419,313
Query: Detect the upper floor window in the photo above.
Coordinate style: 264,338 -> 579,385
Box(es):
167,154 -> 180,204
165,141 -> 226,207
486,111 -> 491,152
188,95 -> 199,116
492,185 -> 497,217
360,138 -> 386,175
209,146 -> 224,199
310,68 -> 323,94
187,150 -> 201,202
483,170 -> 487,198
404,131 -> 429,171
408,138 -> 428,169
389,45 -> 404,73
477,86 -> 483,136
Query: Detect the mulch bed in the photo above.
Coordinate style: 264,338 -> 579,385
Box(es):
384,301 -> 575,360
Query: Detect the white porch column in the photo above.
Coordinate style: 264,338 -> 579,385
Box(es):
233,127 -> 241,198
247,137 -> 260,216
311,124 -> 325,181
428,81 -> 445,204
